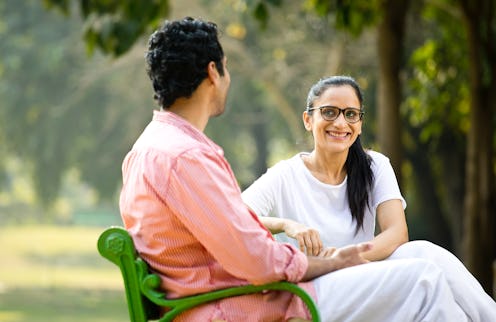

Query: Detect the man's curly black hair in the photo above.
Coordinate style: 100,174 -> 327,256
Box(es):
145,17 -> 225,108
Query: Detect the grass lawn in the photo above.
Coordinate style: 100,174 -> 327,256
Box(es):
0,225 -> 129,322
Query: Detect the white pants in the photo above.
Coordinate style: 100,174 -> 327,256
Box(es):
314,258 -> 467,322
387,240 -> 496,322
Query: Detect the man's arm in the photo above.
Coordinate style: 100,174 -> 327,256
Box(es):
165,148 -> 308,284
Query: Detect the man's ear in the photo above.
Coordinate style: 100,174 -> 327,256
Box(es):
207,61 -> 219,84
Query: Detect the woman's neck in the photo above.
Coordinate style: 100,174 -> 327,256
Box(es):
302,150 -> 348,185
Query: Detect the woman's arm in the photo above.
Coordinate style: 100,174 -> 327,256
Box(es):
258,216 -> 323,256
361,199 -> 409,261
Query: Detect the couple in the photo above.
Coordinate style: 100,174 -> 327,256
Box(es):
119,17 -> 496,321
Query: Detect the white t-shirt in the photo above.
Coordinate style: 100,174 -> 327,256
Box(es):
242,150 -> 406,248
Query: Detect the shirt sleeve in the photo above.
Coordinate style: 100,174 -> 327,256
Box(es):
156,147 -> 308,285
370,152 -> 407,211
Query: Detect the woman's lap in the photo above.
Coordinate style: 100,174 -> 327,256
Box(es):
385,240 -> 496,321
313,258 -> 466,322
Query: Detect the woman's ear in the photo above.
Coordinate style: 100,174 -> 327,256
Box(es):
302,111 -> 312,131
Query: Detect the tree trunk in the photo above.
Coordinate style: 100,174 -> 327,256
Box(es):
376,0 -> 410,187
251,116 -> 269,180
460,0 -> 496,296
407,136 -> 454,249
437,132 -> 466,256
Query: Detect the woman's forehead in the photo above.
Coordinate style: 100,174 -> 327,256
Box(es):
315,85 -> 360,106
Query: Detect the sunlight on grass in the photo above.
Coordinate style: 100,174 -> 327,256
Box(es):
0,311 -> 23,322
0,225 -> 122,290
0,225 -> 128,322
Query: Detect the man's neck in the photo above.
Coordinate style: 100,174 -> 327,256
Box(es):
165,94 -> 210,132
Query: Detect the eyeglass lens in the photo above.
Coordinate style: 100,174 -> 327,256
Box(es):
320,106 -> 362,123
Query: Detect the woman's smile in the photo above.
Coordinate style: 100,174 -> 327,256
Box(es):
326,130 -> 351,140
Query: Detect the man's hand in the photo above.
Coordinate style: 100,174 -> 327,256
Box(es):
283,220 -> 323,256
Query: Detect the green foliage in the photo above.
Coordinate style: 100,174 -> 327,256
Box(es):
246,0 -> 379,35
42,0 -> 71,14
253,2 -> 270,28
43,0 -> 170,56
405,4 -> 469,145
305,0 -> 379,35
401,1 -> 471,250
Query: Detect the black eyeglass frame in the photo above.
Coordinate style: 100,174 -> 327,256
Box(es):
306,105 -> 365,123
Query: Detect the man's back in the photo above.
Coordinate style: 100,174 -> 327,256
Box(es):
119,110 -> 313,321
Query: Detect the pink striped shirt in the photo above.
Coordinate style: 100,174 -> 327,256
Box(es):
119,110 -> 315,321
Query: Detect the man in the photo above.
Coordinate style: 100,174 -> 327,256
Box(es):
119,17 -> 467,321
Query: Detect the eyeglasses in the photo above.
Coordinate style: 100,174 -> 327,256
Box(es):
306,105 -> 364,123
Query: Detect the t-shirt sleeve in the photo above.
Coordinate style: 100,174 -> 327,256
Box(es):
370,151 -> 407,211
241,165 -> 282,217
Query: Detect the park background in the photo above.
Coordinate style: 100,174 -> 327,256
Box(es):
0,0 -> 495,320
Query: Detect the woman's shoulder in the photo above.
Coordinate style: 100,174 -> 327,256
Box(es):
266,153 -> 303,174
269,153 -> 302,170
366,150 -> 390,161
366,150 -> 393,168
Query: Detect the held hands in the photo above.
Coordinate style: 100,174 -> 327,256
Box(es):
301,242 -> 373,281
325,243 -> 372,270
282,219 -> 372,269
283,220 -> 323,256
317,246 -> 337,257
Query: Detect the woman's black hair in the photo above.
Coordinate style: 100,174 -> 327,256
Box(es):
145,17 -> 225,108
306,75 -> 373,234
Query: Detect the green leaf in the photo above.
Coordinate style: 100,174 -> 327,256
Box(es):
253,2 -> 269,29
41,0 -> 70,15
266,0 -> 283,6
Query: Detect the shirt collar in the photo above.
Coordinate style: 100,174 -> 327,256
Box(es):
152,109 -> 223,155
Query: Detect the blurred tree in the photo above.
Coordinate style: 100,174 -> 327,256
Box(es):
404,0 -> 495,294
0,0 -> 86,210
375,0 -> 410,187
403,3 -> 470,253
0,0 -> 152,218
457,0 -> 496,294
42,0 -> 170,56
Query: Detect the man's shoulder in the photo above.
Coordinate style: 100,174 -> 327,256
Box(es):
135,121 -> 207,156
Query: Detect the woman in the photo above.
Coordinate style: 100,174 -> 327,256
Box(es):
242,75 -> 496,321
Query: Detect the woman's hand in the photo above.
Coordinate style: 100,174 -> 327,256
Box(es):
283,220 -> 323,256
302,243 -> 372,281
318,246 -> 337,257
327,243 -> 371,269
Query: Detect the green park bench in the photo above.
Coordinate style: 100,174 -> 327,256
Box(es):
97,226 -> 321,322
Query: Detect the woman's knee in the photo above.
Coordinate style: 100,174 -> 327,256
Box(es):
392,240 -> 438,258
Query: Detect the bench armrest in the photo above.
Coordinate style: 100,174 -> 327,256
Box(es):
98,226 -> 320,322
